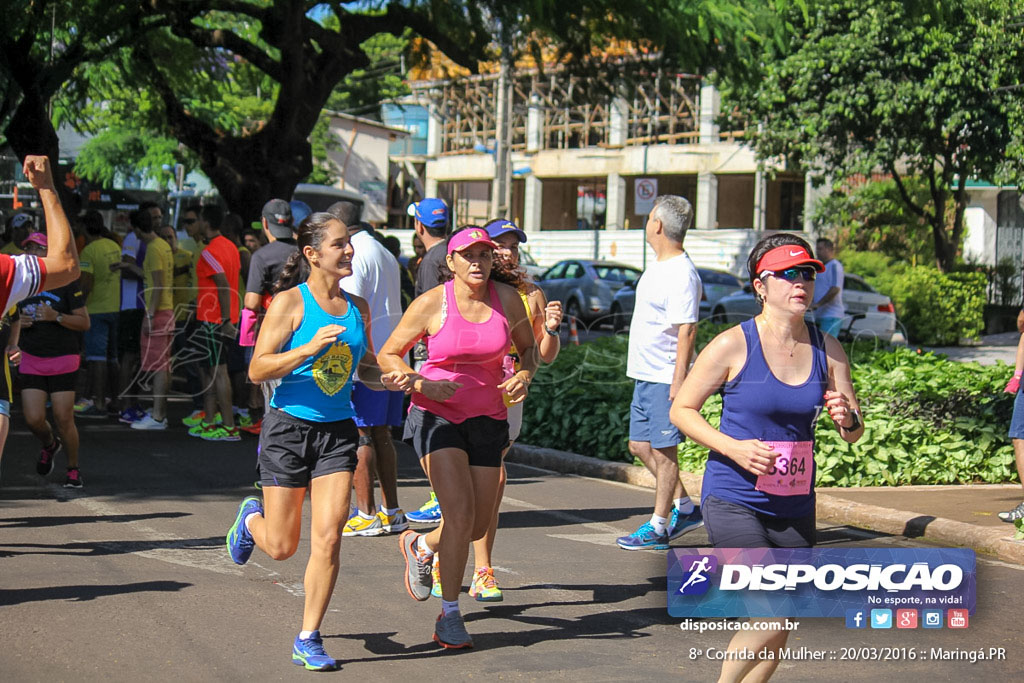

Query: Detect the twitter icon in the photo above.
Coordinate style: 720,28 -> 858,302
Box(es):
870,609 -> 892,629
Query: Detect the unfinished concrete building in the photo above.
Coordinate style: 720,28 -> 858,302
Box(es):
385,64 -> 813,273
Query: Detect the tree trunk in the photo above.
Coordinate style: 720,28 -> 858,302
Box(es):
192,129 -> 313,223
5,88 -> 73,209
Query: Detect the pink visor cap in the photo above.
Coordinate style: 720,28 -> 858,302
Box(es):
447,227 -> 498,255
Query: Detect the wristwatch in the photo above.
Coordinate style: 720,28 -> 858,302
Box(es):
544,324 -> 559,337
841,409 -> 861,432
56,314 -> 64,325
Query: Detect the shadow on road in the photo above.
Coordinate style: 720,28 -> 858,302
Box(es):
0,535 -> 223,558
326,576 -> 672,663
0,580 -> 191,606
0,511 -> 191,529
497,507 -> 652,529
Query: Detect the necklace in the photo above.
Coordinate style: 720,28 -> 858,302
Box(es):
759,317 -> 801,357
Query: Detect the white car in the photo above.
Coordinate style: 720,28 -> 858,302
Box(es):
710,273 -> 897,342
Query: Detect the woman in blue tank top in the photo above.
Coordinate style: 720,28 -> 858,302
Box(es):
671,234 -> 864,682
223,212 -> 404,672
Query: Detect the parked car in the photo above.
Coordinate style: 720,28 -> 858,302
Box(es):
610,267 -> 745,331
519,248 -> 547,281
709,273 -> 897,342
535,259 -> 642,324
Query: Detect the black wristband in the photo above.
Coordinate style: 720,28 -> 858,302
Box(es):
841,409 -> 861,432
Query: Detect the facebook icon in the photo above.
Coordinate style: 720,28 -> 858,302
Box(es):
845,609 -> 867,629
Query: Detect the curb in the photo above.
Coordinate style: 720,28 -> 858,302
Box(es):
507,444 -> 1024,565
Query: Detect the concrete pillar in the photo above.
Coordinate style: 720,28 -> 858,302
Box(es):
696,171 -> 718,230
606,172 -> 627,230
425,176 -> 439,198
803,173 -> 824,235
426,100 -> 442,157
523,175 -> 543,233
699,83 -> 720,144
609,96 -> 629,147
527,92 -> 543,153
753,166 -> 767,232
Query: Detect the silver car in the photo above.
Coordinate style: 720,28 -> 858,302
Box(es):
535,259 -> 642,324
610,267 -> 744,331
518,248 -> 546,281
710,273 -> 897,342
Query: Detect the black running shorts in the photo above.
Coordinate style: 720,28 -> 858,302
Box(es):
257,409 -> 358,488
403,406 -> 509,468
702,494 -> 816,548
20,371 -> 77,394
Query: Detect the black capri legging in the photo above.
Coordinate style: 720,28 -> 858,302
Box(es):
702,494 -> 816,549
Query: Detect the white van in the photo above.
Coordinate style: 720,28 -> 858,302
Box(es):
291,184 -> 366,218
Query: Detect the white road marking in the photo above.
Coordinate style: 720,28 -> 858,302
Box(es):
53,484 -> 243,576
501,495 -> 625,535
546,533 -> 622,547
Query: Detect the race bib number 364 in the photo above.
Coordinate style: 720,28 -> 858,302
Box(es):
755,440 -> 812,496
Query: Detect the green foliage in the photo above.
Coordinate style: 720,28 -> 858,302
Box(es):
836,250 -> 985,345
815,177 -> 942,267
738,0 -> 1024,272
520,335 -> 633,461
885,269 -> 985,345
523,334 -> 1018,488
72,129 -> 198,188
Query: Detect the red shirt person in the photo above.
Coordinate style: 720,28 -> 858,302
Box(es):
191,204 -> 241,441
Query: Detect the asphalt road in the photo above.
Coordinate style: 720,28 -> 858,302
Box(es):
1,406 -> 1022,682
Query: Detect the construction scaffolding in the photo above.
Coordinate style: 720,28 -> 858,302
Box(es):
413,67 -> 734,155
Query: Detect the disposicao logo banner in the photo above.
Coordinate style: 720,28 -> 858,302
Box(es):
667,548 -> 976,618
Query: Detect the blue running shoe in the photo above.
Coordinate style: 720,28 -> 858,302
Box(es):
616,521 -> 670,550
292,631 -> 339,671
406,491 -> 442,524
118,406 -> 146,424
226,496 -> 262,565
668,506 -> 704,540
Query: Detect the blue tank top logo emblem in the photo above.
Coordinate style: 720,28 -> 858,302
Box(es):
312,341 -> 353,396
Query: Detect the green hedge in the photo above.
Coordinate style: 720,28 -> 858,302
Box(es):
520,333 -> 1017,486
837,250 -> 986,345
885,270 -> 986,346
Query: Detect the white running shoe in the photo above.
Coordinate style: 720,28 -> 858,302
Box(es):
131,414 -> 168,430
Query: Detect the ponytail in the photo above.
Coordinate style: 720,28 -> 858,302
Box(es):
273,250 -> 310,294
270,211 -> 338,294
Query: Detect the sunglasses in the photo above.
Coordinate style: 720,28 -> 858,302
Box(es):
760,266 -> 816,282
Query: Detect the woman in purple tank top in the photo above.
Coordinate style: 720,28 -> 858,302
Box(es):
379,226 -> 538,648
671,234 -> 864,682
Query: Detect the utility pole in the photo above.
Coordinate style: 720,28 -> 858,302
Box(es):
491,23 -> 514,219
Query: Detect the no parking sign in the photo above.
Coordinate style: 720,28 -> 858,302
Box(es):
634,178 -> 658,215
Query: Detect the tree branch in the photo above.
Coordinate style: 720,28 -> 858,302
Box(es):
169,23 -> 284,81
886,162 -> 931,221
132,46 -> 220,157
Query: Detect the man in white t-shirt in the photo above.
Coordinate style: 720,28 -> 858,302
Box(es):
331,202 -> 408,538
619,195 -> 705,550
811,238 -> 845,337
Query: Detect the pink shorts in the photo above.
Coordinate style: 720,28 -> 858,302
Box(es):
141,310 -> 175,372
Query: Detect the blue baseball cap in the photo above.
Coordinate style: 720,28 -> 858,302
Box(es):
484,219 -> 527,244
290,200 -> 312,226
411,198 -> 449,229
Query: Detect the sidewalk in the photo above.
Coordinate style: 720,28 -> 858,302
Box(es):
924,330 -> 1018,365
508,444 -> 1024,565
507,331 -> 1024,563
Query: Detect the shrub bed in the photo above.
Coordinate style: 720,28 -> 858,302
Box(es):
520,331 -> 1017,486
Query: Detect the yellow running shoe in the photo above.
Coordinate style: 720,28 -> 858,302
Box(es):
468,566 -> 503,602
430,554 -> 442,598
342,512 -> 385,537
378,509 -> 409,534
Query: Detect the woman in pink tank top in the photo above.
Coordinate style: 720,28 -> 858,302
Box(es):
379,226 -> 538,648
